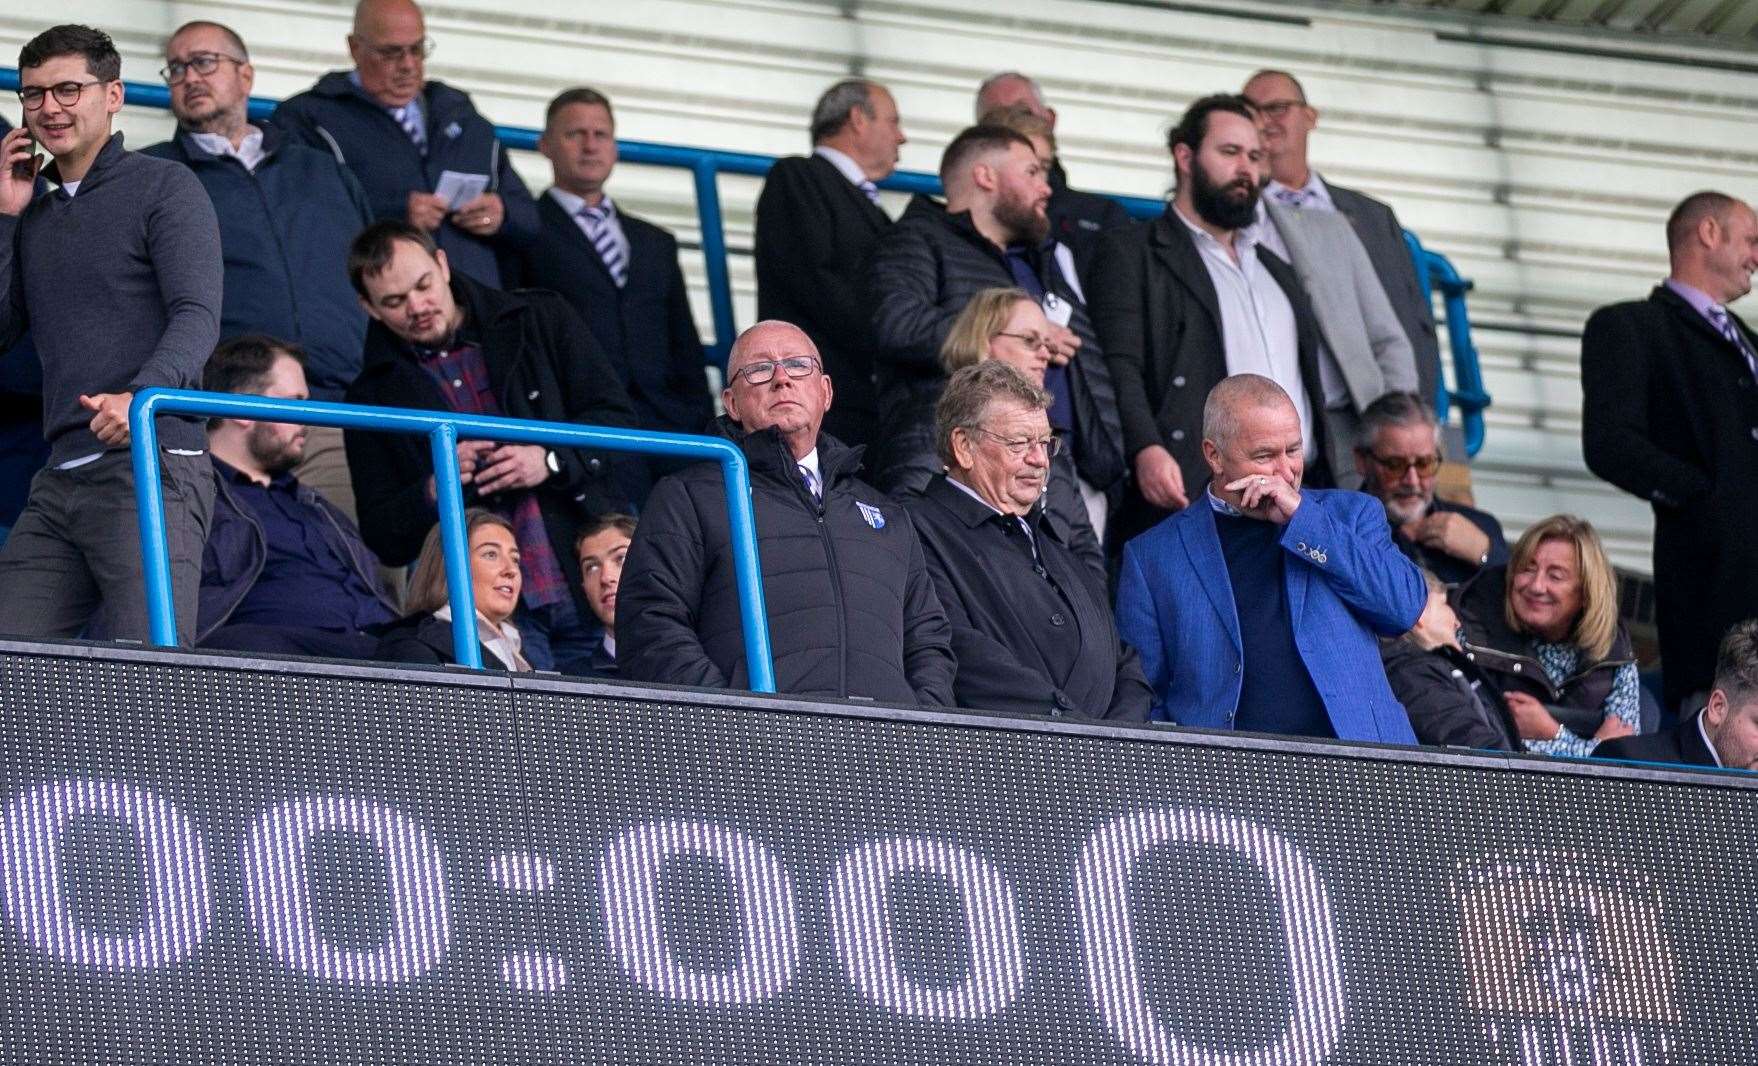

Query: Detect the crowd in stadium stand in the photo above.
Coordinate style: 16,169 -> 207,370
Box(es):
4,3 -> 1758,773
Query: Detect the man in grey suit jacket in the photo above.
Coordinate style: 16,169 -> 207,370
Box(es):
1257,197 -> 1417,487
1243,69 -> 1443,408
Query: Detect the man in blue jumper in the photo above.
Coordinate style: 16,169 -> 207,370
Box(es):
1115,374 -> 1423,744
270,0 -> 537,289
0,24 -> 221,644
146,20 -> 374,522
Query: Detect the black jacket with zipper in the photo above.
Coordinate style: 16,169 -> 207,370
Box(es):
344,274 -> 637,618
1452,565 -> 1635,737
615,417 -> 956,706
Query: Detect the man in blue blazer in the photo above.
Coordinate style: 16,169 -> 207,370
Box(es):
1115,374 -> 1423,743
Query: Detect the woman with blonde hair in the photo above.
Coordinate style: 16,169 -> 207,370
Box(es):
1452,514 -> 1640,755
376,509 -> 532,671
875,287 -> 1104,583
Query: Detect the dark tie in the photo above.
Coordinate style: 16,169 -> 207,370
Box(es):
1707,305 -> 1758,377
798,465 -> 821,502
577,205 -> 628,288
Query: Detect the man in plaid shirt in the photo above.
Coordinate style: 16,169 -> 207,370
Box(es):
344,220 -> 636,672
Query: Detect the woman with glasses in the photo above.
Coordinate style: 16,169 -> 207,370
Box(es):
900,361 -> 1149,721
874,288 -> 1104,584
1452,514 -> 1642,757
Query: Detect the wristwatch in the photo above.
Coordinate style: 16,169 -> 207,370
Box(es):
544,449 -> 560,476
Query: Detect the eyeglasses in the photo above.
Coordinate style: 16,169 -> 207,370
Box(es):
160,53 -> 247,85
17,79 -> 108,110
1251,98 -> 1306,119
1365,452 -> 1442,478
967,426 -> 1062,459
992,331 -> 1053,353
730,356 -> 821,386
362,37 -> 436,62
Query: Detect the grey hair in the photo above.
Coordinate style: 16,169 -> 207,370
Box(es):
1355,390 -> 1441,453
1201,374 -> 1294,449
810,79 -> 877,144
974,71 -> 1045,120
934,361 -> 1051,469
1714,619 -> 1758,706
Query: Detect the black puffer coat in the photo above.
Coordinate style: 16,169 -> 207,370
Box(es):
616,418 -> 956,706
865,196 -> 1126,498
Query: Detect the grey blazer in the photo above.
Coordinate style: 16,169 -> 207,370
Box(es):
1264,198 -> 1418,411
1324,179 -> 1442,404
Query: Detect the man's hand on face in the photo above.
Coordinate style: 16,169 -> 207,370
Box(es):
0,128 -> 41,216
1224,472 -> 1301,525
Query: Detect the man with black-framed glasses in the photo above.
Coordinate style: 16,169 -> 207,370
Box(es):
270,0 -> 537,289
618,319 -> 956,705
1354,391 -> 1506,586
0,24 -> 221,645
145,20 -> 375,527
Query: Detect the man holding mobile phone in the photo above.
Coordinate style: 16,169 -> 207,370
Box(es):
0,24 -> 221,644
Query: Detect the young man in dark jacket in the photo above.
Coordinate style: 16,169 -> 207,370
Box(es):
199,336 -> 396,658
617,320 -> 956,705
0,25 -> 220,644
866,124 -> 1126,546
146,19 -> 376,523
270,0 -> 537,289
344,221 -> 636,674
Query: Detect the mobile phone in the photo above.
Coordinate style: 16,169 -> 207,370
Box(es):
8,122 -> 38,182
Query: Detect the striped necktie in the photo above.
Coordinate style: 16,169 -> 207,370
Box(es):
857,179 -> 881,205
798,464 -> 821,502
1707,304 -> 1758,376
577,204 -> 628,288
392,104 -> 426,156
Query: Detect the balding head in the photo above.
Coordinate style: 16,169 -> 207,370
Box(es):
723,321 -> 834,459
1201,375 -> 1305,510
349,0 -> 426,107
975,72 -> 1053,128
1666,190 -> 1758,305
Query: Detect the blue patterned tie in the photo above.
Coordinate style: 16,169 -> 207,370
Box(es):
798,465 -> 821,502
1707,305 -> 1758,377
578,205 -> 628,288
857,179 -> 881,205
392,104 -> 426,156
1272,187 -> 1310,208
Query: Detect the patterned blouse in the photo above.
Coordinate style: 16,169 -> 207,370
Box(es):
1521,642 -> 1640,758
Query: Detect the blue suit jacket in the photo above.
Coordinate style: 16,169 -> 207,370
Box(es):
1115,488 -> 1423,743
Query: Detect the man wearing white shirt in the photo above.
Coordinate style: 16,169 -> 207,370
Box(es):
753,79 -> 908,450
146,20 -> 375,523
617,321 -> 955,705
1242,69 -> 1443,405
1088,94 -> 1330,543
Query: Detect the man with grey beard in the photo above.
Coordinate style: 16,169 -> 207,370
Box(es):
1354,390 -> 1505,586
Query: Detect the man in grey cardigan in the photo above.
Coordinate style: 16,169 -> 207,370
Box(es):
0,25 -> 221,643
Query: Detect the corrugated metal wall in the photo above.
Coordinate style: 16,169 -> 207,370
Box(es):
9,0 -> 1751,572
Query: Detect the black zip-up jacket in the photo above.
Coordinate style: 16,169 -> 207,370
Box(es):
866,195 -> 1126,497
1379,638 -> 1518,750
616,417 -> 955,706
1452,565 -> 1636,737
344,274 -> 637,616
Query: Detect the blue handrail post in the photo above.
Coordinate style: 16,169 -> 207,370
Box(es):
719,454 -> 776,694
693,158 -> 737,371
428,423 -> 482,669
128,390 -> 180,648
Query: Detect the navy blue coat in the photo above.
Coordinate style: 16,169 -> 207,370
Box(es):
144,124 -> 372,399
519,193 -> 712,436
1115,489 -> 1424,742
271,72 -> 538,288
198,457 -> 396,643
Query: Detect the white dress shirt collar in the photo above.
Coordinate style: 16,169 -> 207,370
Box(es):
190,126 -> 267,171
813,145 -> 868,187
1265,171 -> 1335,211
433,605 -> 531,672
1697,711 -> 1725,768
546,186 -> 613,217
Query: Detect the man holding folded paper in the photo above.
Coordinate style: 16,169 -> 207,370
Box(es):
272,0 -> 538,289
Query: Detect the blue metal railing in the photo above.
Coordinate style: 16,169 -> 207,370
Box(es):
0,68 -> 1489,449
127,389 -> 776,688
